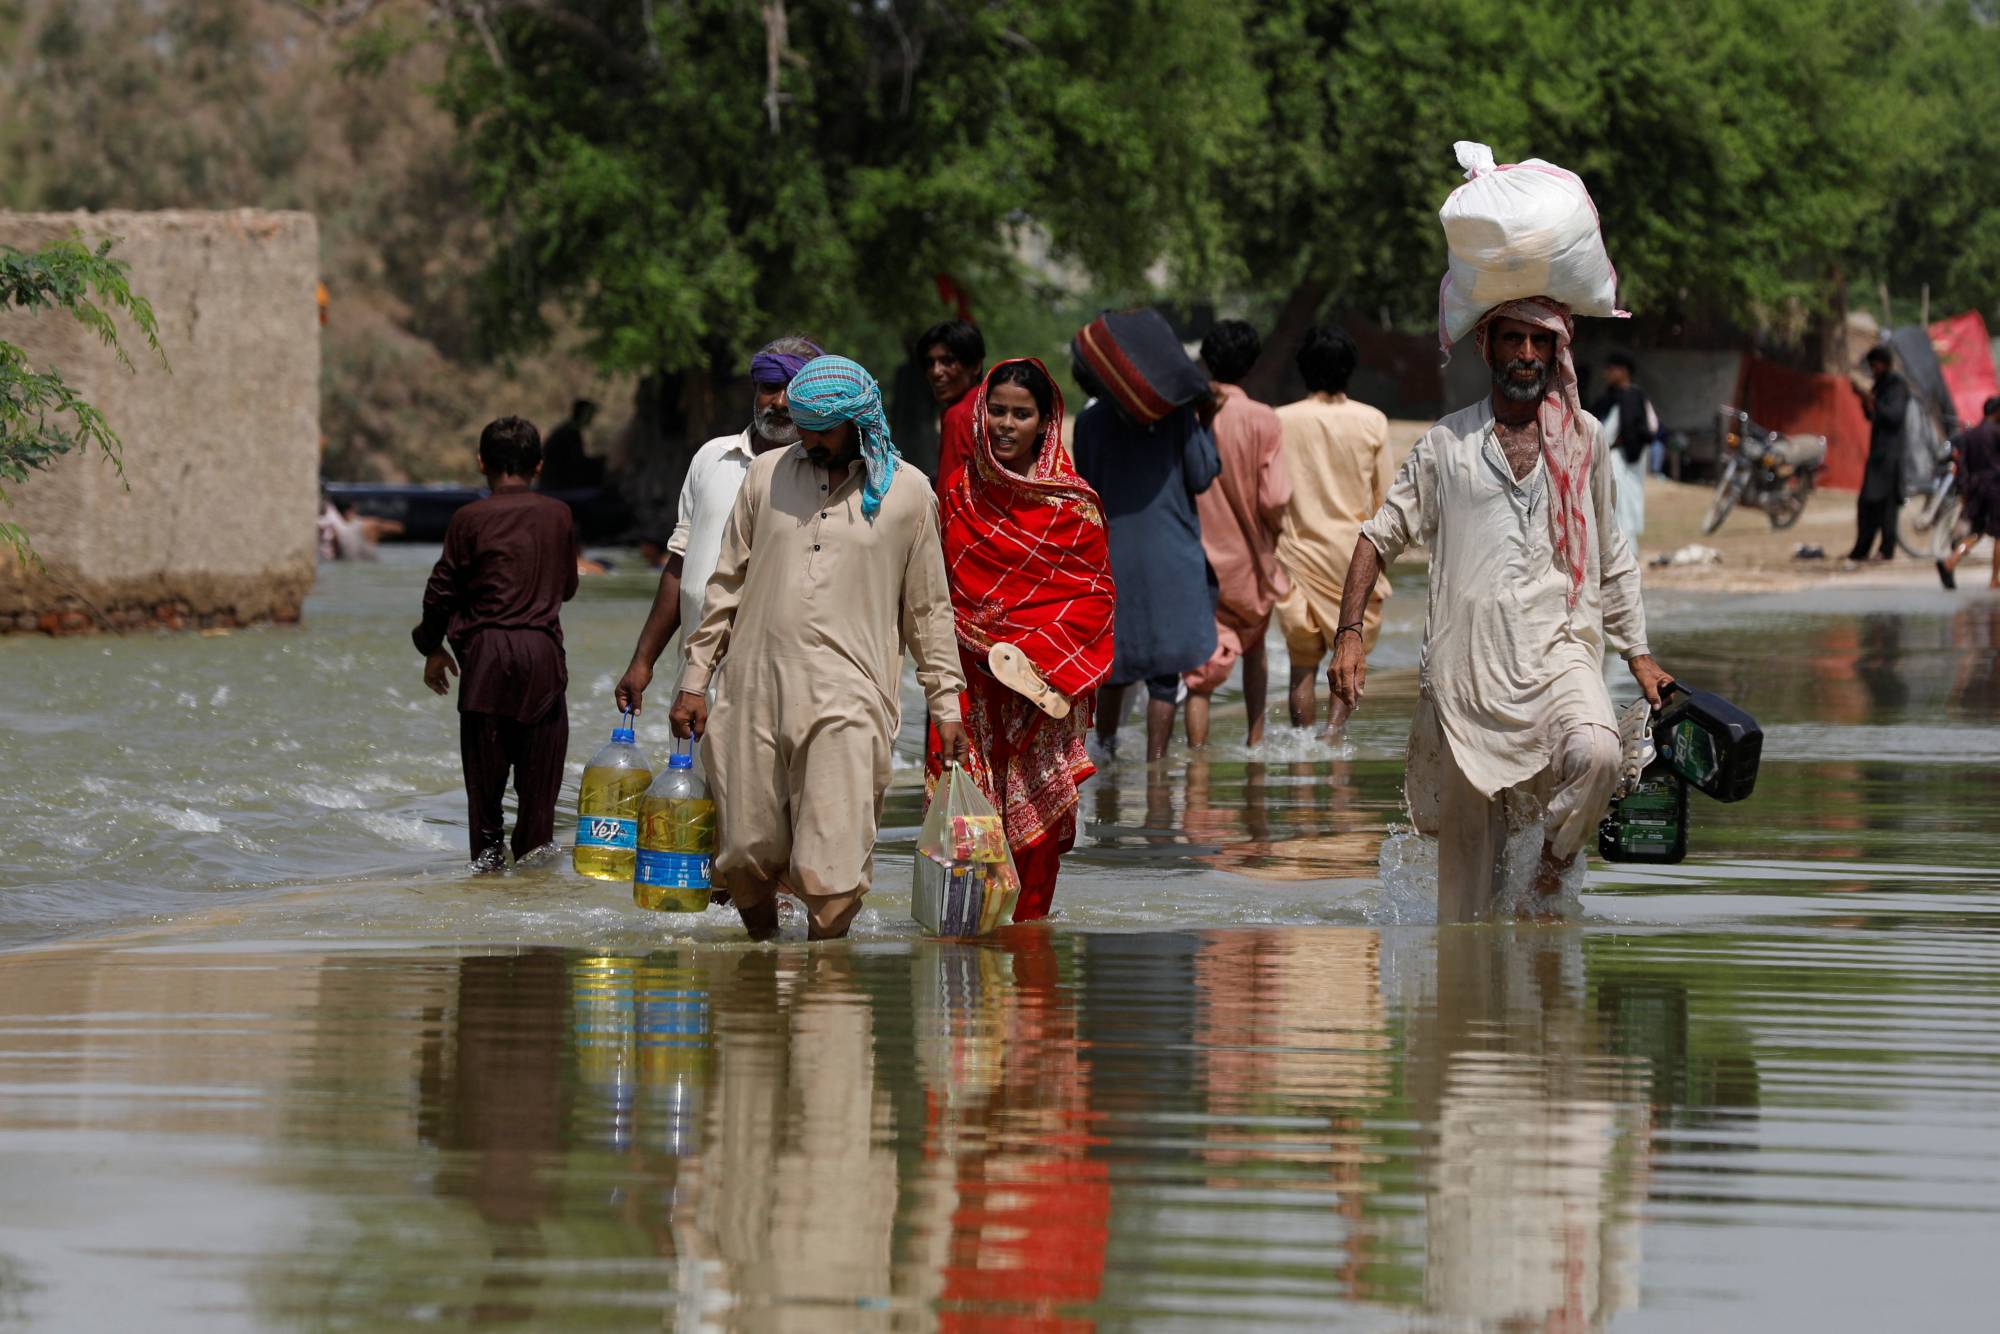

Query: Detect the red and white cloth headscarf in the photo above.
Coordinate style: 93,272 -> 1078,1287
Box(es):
1472,296 -> 1591,608
941,359 -> 1117,699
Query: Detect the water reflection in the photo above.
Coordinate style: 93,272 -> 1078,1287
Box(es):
1094,754 -> 1389,881
0,926 -> 1783,1327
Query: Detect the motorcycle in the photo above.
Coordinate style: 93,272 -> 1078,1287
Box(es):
1701,408 -> 1825,535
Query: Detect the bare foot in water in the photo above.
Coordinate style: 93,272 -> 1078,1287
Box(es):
989,643 -> 1069,719
1532,839 -> 1570,898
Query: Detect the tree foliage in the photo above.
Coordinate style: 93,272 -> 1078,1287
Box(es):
432,0 -> 1257,380
0,235 -> 164,561
428,0 -> 2000,395
1227,0 -> 1983,358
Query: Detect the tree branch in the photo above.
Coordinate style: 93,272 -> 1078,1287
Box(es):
762,2 -> 790,134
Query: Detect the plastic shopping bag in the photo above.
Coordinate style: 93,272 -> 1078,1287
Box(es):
1438,140 -> 1624,350
911,763 -> 1021,937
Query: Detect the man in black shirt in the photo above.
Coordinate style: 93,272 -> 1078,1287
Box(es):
1850,347 -> 1909,561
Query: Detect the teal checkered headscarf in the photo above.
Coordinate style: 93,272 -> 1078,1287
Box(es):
784,355 -> 898,519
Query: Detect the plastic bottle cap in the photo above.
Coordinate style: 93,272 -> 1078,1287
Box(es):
612,727 -> 637,744
667,753 -> 694,770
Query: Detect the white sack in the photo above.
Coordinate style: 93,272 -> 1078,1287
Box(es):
1438,141 -> 1624,350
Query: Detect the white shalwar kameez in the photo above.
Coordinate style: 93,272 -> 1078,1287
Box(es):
1361,401 -> 1649,921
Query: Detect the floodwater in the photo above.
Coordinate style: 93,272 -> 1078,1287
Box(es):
2,551 -> 1998,1329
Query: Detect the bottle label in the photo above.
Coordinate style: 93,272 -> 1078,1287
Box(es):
636,849 -> 711,889
576,815 -> 638,851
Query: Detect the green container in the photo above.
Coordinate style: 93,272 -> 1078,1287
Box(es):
1598,761 -> 1688,864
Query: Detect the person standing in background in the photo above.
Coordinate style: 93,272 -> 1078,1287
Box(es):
919,320 -> 986,486
1592,352 -> 1657,544
1273,325 -> 1395,735
537,399 -> 603,492
1851,346 -> 1909,561
1938,395 -> 2000,590
1185,319 -> 1292,748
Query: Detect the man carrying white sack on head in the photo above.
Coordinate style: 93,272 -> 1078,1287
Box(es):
1329,143 -> 1674,924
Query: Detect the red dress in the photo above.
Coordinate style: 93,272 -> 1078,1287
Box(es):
927,360 -> 1117,921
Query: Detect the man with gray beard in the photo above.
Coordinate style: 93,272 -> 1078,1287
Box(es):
616,334 -> 822,712
1328,298 -> 1674,922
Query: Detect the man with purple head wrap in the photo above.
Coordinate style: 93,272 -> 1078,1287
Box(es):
617,334 -> 821,714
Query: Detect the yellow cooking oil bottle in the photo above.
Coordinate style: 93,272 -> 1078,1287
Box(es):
633,737 -> 716,912
573,713 -> 652,880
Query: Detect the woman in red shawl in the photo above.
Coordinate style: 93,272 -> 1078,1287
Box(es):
927,358 -> 1117,921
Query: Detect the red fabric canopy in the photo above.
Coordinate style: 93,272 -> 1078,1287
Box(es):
1740,354 -> 1870,491
1930,311 -> 1998,432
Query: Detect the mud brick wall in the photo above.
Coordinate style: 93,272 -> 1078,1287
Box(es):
0,210 -> 320,634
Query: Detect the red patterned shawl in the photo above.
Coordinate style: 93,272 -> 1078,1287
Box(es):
1473,297 -> 1591,608
933,358 -> 1117,852
941,360 -> 1117,698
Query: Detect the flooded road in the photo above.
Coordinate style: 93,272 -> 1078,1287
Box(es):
2,552 -> 1998,1328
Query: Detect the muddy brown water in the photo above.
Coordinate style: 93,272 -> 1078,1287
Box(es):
2,552 -> 1998,1329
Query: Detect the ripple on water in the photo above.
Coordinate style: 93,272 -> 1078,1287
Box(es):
0,557 -> 1995,1324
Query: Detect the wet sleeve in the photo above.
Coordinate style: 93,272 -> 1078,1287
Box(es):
1359,434 -> 1434,563
900,496 -> 967,723
412,513 -> 465,655
1592,425 -> 1650,659
675,469 -> 756,696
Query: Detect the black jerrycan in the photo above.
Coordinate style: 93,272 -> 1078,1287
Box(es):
1653,682 -> 1762,803
1599,682 -> 1761,864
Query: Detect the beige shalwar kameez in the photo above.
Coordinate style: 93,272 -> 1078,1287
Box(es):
1360,401 -> 1648,922
678,447 -> 963,934
1274,394 -> 1397,656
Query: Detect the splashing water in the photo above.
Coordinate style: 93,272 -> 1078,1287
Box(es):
1372,797 -> 1589,925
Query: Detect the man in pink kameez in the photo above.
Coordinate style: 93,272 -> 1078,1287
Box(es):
1184,319 -> 1293,747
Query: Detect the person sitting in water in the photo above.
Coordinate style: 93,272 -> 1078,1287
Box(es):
1330,298 -> 1673,923
413,416 -> 578,871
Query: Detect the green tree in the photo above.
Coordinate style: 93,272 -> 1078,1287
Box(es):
0,235 -> 163,560
1874,1 -> 2000,314
1229,0 -> 1986,385
427,0 -> 1256,466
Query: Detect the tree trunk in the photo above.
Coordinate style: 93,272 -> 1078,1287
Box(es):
1241,273 -> 1336,404
1812,263 -> 1850,377
617,358 -> 743,539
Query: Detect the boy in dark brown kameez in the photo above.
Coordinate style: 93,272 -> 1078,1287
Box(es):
413,416 -> 579,868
